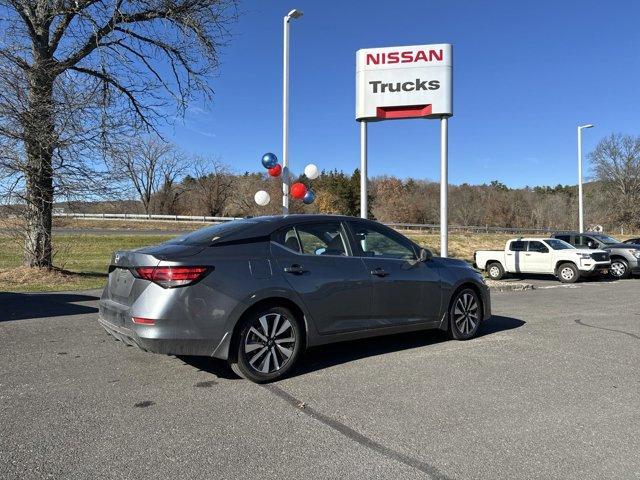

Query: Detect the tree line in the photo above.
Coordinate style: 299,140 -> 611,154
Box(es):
69,134 -> 639,233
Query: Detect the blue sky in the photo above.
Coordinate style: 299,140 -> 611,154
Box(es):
164,0 -> 640,188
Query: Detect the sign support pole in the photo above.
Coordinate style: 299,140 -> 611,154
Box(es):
282,15 -> 291,215
440,116 -> 448,258
360,121 -> 368,219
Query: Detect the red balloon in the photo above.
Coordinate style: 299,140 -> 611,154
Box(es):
291,182 -> 307,200
268,164 -> 282,177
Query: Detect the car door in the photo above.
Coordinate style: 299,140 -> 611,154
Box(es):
270,221 -> 373,334
505,240 -> 527,272
524,241 -> 551,273
347,220 -> 441,326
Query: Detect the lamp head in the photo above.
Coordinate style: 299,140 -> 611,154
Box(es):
287,9 -> 303,20
579,124 -> 594,129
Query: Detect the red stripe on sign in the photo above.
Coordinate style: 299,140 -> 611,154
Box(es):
376,104 -> 433,119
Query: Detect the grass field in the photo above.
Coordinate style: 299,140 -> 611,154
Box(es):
0,234 -> 174,292
0,219 -> 632,292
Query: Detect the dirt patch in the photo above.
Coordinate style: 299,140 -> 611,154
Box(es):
485,279 -> 535,291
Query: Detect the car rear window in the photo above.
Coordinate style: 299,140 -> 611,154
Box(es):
167,219 -> 258,246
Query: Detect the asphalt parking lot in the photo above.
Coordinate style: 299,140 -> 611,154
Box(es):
1,280 -> 639,480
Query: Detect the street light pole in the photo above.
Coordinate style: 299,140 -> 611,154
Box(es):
577,124 -> 594,233
282,9 -> 303,215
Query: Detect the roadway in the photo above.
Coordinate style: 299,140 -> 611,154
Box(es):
1,280 -> 638,479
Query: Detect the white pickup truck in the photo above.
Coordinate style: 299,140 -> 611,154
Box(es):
474,238 -> 610,283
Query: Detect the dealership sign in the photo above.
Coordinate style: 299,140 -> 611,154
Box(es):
356,44 -> 452,121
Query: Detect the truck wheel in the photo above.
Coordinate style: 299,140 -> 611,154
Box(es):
557,263 -> 579,283
610,258 -> 630,279
487,262 -> 504,280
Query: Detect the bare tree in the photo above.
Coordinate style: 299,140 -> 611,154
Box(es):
188,156 -> 234,216
0,0 -> 237,267
113,137 -> 186,214
590,134 -> 640,228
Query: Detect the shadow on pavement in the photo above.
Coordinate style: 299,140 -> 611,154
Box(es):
505,273 -> 617,284
177,355 -> 238,380
179,315 -> 525,381
0,292 -> 99,322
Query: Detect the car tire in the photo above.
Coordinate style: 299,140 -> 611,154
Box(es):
231,306 -> 303,383
486,262 -> 505,280
557,262 -> 579,283
449,288 -> 482,340
610,258 -> 630,279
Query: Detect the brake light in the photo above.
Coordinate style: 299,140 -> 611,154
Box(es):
134,266 -> 209,288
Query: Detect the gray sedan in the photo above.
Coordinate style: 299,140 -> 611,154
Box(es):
99,215 -> 491,382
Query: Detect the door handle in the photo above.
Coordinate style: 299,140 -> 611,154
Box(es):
370,267 -> 389,277
525,253 -> 531,256
284,264 -> 307,275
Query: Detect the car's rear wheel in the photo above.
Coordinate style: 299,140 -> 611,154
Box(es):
232,306 -> 303,383
486,262 -> 505,280
449,288 -> 481,340
557,262 -> 579,283
610,258 -> 630,279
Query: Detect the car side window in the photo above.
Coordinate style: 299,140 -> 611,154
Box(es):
509,241 -> 527,252
350,223 -> 416,260
296,222 -> 349,256
272,223 -> 349,256
555,235 -> 572,244
272,227 -> 302,253
528,241 -> 549,253
575,235 -> 596,248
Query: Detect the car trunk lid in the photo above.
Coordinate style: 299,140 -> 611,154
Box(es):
105,245 -> 205,305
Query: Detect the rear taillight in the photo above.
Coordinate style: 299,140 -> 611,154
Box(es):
134,266 -> 209,288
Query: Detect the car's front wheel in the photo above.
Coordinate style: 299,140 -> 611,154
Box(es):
610,258 -> 630,279
232,306 -> 303,383
449,288 -> 481,340
557,262 -> 579,283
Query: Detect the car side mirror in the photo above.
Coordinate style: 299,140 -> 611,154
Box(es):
419,248 -> 432,262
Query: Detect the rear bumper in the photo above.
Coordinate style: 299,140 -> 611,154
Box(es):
98,316 -> 221,356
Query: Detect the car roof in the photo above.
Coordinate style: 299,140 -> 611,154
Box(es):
212,214 -> 382,244
510,237 -> 554,241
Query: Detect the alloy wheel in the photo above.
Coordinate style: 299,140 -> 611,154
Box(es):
611,261 -> 626,278
453,292 -> 479,335
489,266 -> 500,278
244,313 -> 296,374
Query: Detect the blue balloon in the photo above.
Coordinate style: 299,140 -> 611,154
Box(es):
302,190 -> 315,205
261,152 -> 278,169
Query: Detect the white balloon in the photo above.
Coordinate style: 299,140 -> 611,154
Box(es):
304,163 -> 320,180
254,190 -> 270,206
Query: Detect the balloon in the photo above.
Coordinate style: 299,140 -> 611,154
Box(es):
304,163 -> 320,180
290,182 -> 307,200
254,190 -> 270,206
261,153 -> 278,169
268,164 -> 282,177
302,190 -> 315,205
